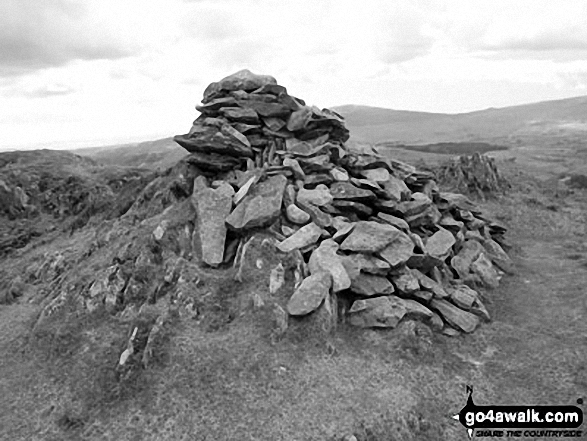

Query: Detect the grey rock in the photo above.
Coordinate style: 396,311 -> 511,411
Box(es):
226,175 -> 287,231
285,204 -> 311,225
376,213 -> 409,231
282,157 -> 306,180
220,107 -> 260,124
196,96 -> 238,113
482,238 -> 515,274
406,205 -> 442,228
377,231 -> 414,267
330,167 -> 349,181
174,126 -> 253,157
263,117 -> 287,132
430,299 -> 479,333
426,228 -> 456,259
447,284 -> 478,310
413,269 -> 449,299
451,240 -> 484,278
348,296 -> 432,328
470,253 -> 500,289
341,253 -> 390,276
185,151 -> 242,172
381,176 -> 411,201
331,200 -> 373,217
340,221 -> 400,253
297,200 -> 333,228
350,273 -> 395,297
276,222 -> 322,253
392,270 -> 420,295
192,177 -> 234,267
203,69 -> 277,102
286,106 -> 313,131
308,239 -> 350,292
297,184 -> 333,206
360,168 -> 390,183
287,272 -> 332,316
329,182 -> 376,202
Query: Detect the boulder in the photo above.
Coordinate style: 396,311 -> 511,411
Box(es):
226,175 -> 287,231
285,204 -> 311,225
192,177 -> 234,267
377,231 -> 414,267
287,272 -> 332,316
426,228 -> 456,259
203,69 -> 277,102
329,182 -> 376,202
350,273 -> 395,297
451,240 -> 484,279
340,221 -> 400,253
276,222 -> 322,253
348,296 -> 432,328
308,239 -> 350,292
470,253 -> 500,289
430,299 -> 479,333
297,185 -> 333,206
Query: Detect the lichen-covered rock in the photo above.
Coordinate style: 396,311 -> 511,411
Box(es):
287,272 -> 332,316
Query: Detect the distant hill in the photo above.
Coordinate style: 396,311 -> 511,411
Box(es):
69,95 -> 587,169
75,137 -> 187,170
334,95 -> 587,146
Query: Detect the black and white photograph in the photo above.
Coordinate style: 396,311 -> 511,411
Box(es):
1,1 -> 586,439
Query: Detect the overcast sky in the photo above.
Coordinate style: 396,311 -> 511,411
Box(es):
1,0 -> 587,150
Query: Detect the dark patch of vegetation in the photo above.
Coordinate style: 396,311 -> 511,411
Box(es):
379,141 -> 508,155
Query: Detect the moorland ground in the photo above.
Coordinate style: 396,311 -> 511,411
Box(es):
1,141 -> 586,441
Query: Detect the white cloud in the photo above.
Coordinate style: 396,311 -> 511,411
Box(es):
1,0 -> 587,150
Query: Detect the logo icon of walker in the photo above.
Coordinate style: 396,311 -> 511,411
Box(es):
452,386 -> 583,439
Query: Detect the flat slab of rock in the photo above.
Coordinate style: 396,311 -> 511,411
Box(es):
350,273 -> 395,297
185,151 -> 242,172
297,185 -> 333,206
340,221 -> 400,253
426,228 -> 456,259
377,231 -> 414,267
192,177 -> 234,267
329,182 -> 376,202
348,296 -> 432,328
220,107 -> 260,124
287,272 -> 332,316
430,298 -> 479,333
447,284 -> 479,310
276,222 -> 322,253
309,239 -> 350,292
341,253 -> 390,276
226,175 -> 287,231
376,213 -> 409,231
174,126 -> 253,158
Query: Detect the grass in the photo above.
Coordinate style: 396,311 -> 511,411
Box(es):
2,146 -> 587,440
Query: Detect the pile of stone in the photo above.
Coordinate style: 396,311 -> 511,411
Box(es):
437,152 -> 510,199
174,70 -> 514,335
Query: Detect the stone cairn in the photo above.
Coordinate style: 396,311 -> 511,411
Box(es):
174,70 -> 514,335
437,152 -> 510,199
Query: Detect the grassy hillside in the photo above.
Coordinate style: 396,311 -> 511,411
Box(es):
75,137 -> 187,170
334,95 -> 587,146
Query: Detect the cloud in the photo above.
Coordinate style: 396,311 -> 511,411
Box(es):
0,0 -> 144,77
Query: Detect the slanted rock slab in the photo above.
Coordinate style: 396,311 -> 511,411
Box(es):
226,175 -> 287,231
192,177 -> 234,267
287,272 -> 332,316
430,298 -> 479,333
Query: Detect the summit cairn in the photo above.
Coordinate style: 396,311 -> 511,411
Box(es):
174,69 -> 513,335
